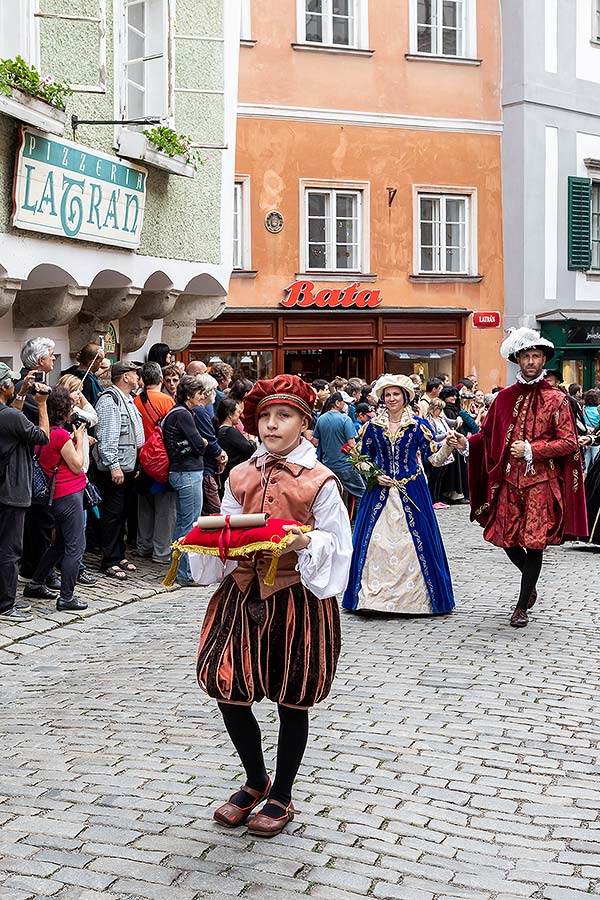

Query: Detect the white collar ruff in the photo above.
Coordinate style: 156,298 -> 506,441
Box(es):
251,436 -> 317,469
515,370 -> 547,385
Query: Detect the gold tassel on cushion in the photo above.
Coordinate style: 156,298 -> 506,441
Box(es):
163,544 -> 183,587
162,528 -> 312,588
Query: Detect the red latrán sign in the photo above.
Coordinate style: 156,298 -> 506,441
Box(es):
281,280 -> 383,309
472,311 -> 501,328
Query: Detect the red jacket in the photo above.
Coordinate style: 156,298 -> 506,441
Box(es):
468,381 -> 588,540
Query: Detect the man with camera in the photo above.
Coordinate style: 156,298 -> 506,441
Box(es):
13,337 -> 57,584
93,361 -> 145,580
0,364 -> 50,622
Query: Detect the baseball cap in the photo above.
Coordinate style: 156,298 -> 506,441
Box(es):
111,360 -> 139,379
339,390 -> 354,404
0,362 -> 19,383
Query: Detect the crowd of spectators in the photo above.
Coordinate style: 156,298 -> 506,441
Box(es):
3,339 -> 599,624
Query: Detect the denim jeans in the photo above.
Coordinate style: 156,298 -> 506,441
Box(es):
334,466 -> 366,520
168,470 -> 204,581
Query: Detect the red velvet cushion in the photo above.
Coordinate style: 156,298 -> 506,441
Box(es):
179,518 -> 305,554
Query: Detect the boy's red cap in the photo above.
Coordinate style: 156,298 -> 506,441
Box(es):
241,374 -> 316,433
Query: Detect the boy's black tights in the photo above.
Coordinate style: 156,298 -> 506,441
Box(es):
504,547 -> 544,610
218,702 -> 309,811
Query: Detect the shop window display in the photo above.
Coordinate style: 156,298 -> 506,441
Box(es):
188,351 -> 273,382
384,348 -> 455,384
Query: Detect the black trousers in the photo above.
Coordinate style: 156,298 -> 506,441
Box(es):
95,470 -> 137,569
31,491 -> 86,602
20,501 -> 54,578
0,504 -> 26,614
425,461 -> 447,505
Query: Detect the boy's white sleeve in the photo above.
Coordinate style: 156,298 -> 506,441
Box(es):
188,480 -> 241,585
295,478 -> 353,599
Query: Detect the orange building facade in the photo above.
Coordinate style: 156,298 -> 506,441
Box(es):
188,0 -> 505,389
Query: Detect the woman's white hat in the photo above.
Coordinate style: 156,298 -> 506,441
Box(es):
373,374 -> 416,402
500,327 -> 555,363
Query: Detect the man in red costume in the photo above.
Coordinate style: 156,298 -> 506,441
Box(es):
452,328 -> 588,628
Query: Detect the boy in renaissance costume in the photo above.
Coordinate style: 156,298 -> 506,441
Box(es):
455,328 -> 588,627
191,375 -> 352,837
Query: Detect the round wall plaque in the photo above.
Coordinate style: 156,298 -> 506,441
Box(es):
265,210 -> 284,233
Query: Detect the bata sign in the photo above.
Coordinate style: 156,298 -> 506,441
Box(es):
281,279 -> 383,309
472,311 -> 501,328
12,127 -> 147,249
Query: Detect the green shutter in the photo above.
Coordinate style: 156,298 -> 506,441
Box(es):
568,176 -> 592,271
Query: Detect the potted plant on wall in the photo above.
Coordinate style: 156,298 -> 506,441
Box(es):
117,125 -> 202,178
0,56 -> 72,135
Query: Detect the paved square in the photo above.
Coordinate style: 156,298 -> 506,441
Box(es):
1,508 -> 600,899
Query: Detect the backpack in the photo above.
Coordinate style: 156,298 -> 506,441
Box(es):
139,409 -> 174,483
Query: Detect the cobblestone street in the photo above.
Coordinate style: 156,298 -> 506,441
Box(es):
1,507 -> 600,900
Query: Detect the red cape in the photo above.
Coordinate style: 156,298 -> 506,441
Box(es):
468,381 -> 588,541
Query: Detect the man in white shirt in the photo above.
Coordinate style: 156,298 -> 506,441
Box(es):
417,377 -> 443,419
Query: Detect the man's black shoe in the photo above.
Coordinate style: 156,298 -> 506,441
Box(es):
23,583 -> 58,600
77,571 -> 97,585
46,572 -> 61,591
56,596 -> 88,612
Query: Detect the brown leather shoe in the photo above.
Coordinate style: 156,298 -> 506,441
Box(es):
213,778 -> 271,828
510,607 -> 528,628
246,799 -> 296,837
527,588 -> 537,609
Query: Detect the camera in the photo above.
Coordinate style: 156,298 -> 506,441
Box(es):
34,372 -> 45,382
71,410 -> 89,428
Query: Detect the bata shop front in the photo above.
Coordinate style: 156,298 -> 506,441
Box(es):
186,281 -> 469,383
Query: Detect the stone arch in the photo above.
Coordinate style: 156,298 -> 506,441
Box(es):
13,264 -> 86,329
69,269 -> 140,352
0,264 -> 20,319
162,272 -> 227,351
119,270 -> 180,354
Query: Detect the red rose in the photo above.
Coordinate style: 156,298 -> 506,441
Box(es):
341,443 -> 352,454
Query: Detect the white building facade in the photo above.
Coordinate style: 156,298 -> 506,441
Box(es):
503,0 -> 600,388
0,0 -> 240,374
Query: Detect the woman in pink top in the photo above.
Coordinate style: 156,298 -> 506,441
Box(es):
24,387 -> 88,612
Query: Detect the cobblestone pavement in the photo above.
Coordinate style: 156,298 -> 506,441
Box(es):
1,508 -> 600,900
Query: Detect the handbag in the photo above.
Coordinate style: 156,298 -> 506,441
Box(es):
32,453 -> 58,505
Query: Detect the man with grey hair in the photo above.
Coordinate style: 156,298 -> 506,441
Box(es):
14,337 -> 56,425
192,373 -> 227,514
14,337 -> 56,582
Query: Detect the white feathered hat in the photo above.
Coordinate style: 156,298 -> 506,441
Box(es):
373,374 -> 416,401
500,327 -> 554,364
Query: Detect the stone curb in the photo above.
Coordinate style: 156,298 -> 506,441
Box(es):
0,569 -> 178,657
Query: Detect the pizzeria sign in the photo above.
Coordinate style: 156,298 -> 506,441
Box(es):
11,126 -> 147,249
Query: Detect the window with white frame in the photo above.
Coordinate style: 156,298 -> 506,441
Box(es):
240,0 -> 252,41
233,177 -> 251,270
413,0 -> 475,57
417,192 -> 473,275
0,0 -> 37,64
118,0 -> 169,121
305,188 -> 363,271
299,0 -> 367,48
591,182 -> 600,269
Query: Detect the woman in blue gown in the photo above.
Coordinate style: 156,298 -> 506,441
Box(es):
342,375 -> 456,615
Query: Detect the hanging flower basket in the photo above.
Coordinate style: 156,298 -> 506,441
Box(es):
117,129 -> 196,178
0,56 -> 71,135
